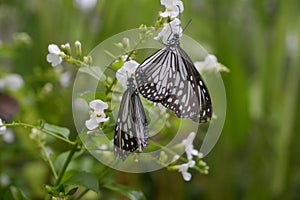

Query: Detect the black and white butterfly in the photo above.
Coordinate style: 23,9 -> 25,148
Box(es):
114,76 -> 148,160
135,22 -> 212,123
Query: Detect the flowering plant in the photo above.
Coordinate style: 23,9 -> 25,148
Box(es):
0,0 -> 228,199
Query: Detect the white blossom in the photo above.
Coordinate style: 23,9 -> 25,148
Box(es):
194,54 -> 229,73
3,129 -> 15,143
160,0 -> 184,18
0,173 -> 10,186
155,18 -> 182,44
116,60 -> 139,88
85,99 -> 109,130
59,71 -> 72,87
3,74 -> 24,91
0,118 -> 6,135
46,44 -> 63,67
98,144 -> 108,150
74,0 -> 98,11
178,160 -> 195,181
182,132 -> 199,160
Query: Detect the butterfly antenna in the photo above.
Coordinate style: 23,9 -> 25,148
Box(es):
182,19 -> 192,33
177,5 -> 182,21
166,22 -> 173,42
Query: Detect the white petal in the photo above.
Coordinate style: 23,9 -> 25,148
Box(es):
187,160 -> 196,167
74,0 -> 98,11
85,114 -> 99,130
178,163 -> 188,172
160,11 -> 171,18
0,119 -> 6,135
160,0 -> 173,6
182,132 -> 196,146
98,144 -> 108,150
182,171 -> 192,181
123,60 -> 139,75
4,74 -> 24,91
191,148 -> 199,156
48,44 -> 61,55
47,54 -> 62,67
96,116 -> 109,123
89,99 -> 108,111
175,0 -> 184,13
59,71 -> 72,87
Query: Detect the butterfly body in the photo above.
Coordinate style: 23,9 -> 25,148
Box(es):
135,33 -> 212,123
114,77 -> 148,160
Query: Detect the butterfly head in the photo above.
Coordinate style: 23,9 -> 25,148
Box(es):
126,77 -> 136,89
166,33 -> 180,49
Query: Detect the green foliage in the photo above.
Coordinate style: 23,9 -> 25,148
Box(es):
3,186 -> 30,200
61,170 -> 99,192
103,183 -> 146,200
0,0 -> 300,200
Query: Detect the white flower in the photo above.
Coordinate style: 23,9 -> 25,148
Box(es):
46,44 -> 63,67
0,173 -> 10,186
3,129 -> 15,143
178,160 -> 195,181
194,54 -> 229,73
59,71 -> 72,87
116,60 -> 139,88
85,99 -> 109,130
160,0 -> 184,18
74,0 -> 98,11
121,55 -> 129,62
3,74 -> 24,91
182,132 -> 199,160
98,144 -> 108,150
155,18 -> 182,44
0,118 -> 6,135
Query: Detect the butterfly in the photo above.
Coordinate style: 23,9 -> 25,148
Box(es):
114,76 -> 148,160
135,22 -> 212,123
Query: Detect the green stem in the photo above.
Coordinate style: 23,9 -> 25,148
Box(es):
55,143 -> 79,185
4,122 -> 76,145
41,145 -> 58,179
74,188 -> 90,200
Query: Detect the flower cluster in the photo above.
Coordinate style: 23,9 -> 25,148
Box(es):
156,0 -> 183,43
178,132 -> 205,181
194,54 -> 229,73
160,0 -> 184,18
85,99 -> 109,130
46,44 -> 63,67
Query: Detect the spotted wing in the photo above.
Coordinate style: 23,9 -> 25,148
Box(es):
114,88 -> 148,160
161,46 -> 212,122
135,47 -> 173,102
136,46 -> 212,123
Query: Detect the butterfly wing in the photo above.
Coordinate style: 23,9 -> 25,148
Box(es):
136,46 -> 212,123
114,86 -> 148,160
131,90 -> 148,152
114,88 -> 138,160
135,47 -> 173,101
162,46 -> 212,122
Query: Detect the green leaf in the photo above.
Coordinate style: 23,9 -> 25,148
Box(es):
67,187 -> 78,195
43,122 -> 70,139
4,186 -> 30,200
61,170 -> 99,192
103,183 -> 146,200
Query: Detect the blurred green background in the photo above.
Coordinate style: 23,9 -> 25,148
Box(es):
0,0 -> 300,199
